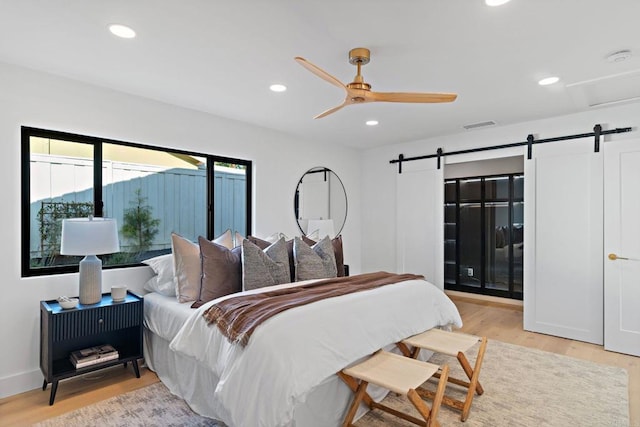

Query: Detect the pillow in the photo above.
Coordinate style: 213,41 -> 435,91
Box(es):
171,230 -> 235,303
143,275 -> 176,297
248,235 -> 295,282
302,234 -> 345,277
171,233 -> 202,303
242,238 -> 291,291
234,232 -> 245,247
294,236 -> 337,281
191,237 -> 242,308
141,253 -> 176,296
213,228 -> 234,250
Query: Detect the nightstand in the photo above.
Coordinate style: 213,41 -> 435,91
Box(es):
40,291 -> 143,405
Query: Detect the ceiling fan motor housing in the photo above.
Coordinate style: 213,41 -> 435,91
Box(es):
347,47 -> 372,95
348,47 -> 370,65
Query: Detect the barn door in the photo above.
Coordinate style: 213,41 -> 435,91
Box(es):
604,138 -> 640,356
396,159 -> 444,289
524,141 -> 603,344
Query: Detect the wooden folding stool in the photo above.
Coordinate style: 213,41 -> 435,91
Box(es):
398,329 -> 487,422
338,350 -> 449,427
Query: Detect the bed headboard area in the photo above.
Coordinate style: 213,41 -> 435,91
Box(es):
142,230 -> 345,309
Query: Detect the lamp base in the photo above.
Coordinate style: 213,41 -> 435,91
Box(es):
79,255 -> 102,305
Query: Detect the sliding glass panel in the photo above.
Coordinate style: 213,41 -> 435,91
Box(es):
444,180 -> 457,203
459,178 -> 481,201
485,201 -> 510,291
514,174 -> 524,200
28,137 -> 94,269
485,176 -> 510,200
513,200 -> 524,293
102,143 -> 207,265
458,202 -> 482,288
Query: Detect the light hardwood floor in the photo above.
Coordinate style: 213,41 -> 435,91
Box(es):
1,296 -> 638,426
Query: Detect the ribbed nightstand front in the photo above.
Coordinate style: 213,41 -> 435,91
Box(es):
40,291 -> 143,405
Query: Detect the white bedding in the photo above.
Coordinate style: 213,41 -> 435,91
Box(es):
169,276 -> 462,427
143,292 -> 194,341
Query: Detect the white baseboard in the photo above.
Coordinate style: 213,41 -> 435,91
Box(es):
0,369 -> 43,399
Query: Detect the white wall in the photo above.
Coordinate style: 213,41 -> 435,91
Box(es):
361,102 -> 639,273
0,62 -> 362,398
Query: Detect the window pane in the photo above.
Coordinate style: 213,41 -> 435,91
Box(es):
484,176 -> 509,199
459,178 -> 482,201
213,162 -> 247,238
485,201 -> 510,292
444,180 -> 456,203
458,203 -> 482,287
102,143 -> 207,265
29,137 -> 94,269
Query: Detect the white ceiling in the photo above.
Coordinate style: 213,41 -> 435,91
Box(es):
1,1 -> 639,149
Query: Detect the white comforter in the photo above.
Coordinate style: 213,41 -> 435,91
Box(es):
170,276 -> 462,427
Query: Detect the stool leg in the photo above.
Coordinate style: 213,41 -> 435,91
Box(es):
407,388 -> 434,427
459,337 -> 488,421
342,379 -> 368,427
430,364 -> 449,426
458,353 -> 484,395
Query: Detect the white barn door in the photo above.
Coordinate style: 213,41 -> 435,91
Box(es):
524,142 -> 603,344
396,159 -> 444,289
604,139 -> 640,356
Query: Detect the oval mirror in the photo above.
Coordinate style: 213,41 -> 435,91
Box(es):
294,167 -> 347,237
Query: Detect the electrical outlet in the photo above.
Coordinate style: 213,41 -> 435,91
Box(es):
467,268 -> 474,277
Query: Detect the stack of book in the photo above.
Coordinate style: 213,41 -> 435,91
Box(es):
70,344 -> 119,369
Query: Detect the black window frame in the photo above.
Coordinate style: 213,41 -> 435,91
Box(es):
21,126 -> 252,277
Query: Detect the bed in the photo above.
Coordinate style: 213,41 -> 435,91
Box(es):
143,274 -> 462,427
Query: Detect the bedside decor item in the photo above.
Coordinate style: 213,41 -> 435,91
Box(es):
56,296 -> 79,310
60,217 -> 120,305
111,285 -> 127,302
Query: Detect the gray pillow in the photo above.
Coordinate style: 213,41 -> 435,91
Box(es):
242,238 -> 291,291
293,236 -> 338,281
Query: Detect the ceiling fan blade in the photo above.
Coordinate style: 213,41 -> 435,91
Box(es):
295,57 -> 346,91
314,101 -> 348,119
368,91 -> 457,103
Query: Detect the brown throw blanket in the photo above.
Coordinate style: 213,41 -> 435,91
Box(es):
203,271 -> 424,346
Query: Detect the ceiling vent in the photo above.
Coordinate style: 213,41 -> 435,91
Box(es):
463,120 -> 496,130
566,69 -> 640,108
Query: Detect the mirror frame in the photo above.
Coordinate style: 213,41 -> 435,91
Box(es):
294,167 -> 348,237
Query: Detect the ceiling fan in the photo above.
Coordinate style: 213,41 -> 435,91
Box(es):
294,47 -> 457,119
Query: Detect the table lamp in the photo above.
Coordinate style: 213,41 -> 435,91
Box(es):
306,219 -> 335,239
60,217 -> 120,305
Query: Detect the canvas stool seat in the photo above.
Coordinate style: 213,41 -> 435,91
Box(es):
399,328 -> 488,422
338,350 -> 449,427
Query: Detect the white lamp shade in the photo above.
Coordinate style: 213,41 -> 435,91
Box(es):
307,219 -> 335,239
60,217 -> 120,255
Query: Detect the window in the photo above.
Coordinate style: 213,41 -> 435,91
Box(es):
21,127 -> 251,277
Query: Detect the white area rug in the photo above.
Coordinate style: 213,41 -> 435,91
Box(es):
37,340 -> 629,427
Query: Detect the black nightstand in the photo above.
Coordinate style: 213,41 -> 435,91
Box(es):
40,291 -> 143,405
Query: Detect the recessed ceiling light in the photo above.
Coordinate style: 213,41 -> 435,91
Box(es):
269,84 -> 287,92
108,24 -> 136,39
538,76 -> 560,86
485,0 -> 511,6
366,120 -> 379,126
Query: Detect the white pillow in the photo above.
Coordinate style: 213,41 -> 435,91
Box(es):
171,230 -> 235,303
142,253 -> 176,297
214,229 -> 234,250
